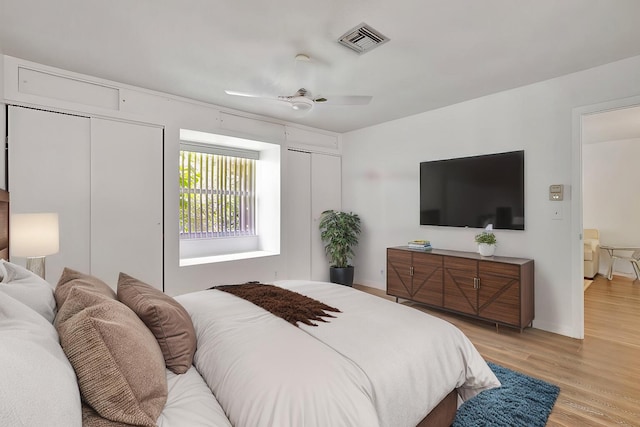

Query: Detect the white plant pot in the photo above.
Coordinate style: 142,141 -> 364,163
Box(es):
478,243 -> 496,257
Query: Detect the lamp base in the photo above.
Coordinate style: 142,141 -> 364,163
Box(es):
26,256 -> 46,279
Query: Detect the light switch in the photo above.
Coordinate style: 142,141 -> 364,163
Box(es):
549,184 -> 564,201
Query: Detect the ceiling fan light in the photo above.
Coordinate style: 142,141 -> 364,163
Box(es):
291,97 -> 313,111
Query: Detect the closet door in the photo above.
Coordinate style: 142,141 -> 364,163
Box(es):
310,153 -> 341,281
8,106 -> 91,283
285,151 -> 341,282
90,118 -> 163,289
286,150 -> 312,280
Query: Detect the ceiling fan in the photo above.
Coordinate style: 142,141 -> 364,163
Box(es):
224,54 -> 372,112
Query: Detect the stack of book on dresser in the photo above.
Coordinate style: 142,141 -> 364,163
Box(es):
407,240 -> 432,250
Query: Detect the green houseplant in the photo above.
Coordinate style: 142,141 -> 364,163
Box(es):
318,209 -> 361,286
475,231 -> 497,256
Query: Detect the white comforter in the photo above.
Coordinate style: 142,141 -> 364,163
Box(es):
177,280 -> 499,427
158,367 -> 232,427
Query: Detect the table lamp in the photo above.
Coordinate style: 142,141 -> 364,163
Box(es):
10,213 -> 59,279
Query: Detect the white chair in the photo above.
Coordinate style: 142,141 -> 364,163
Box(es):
609,249 -> 640,280
583,229 -> 600,279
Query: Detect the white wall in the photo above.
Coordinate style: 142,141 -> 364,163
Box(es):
583,137 -> 640,276
0,106 -> 5,189
121,91 -> 289,295
0,55 -> 5,190
342,54 -> 640,338
1,56 -> 341,296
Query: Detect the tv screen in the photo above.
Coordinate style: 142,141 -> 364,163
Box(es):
420,150 -> 524,230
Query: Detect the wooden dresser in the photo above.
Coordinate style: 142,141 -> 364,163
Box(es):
387,247 -> 534,331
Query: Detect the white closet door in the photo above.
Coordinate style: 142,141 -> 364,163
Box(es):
310,153 -> 341,281
8,106 -> 91,283
90,118 -> 163,289
286,150 -> 312,280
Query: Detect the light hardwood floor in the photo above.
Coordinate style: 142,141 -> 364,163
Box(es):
355,275 -> 640,426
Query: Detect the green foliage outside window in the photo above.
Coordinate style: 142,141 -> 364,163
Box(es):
179,150 -> 255,238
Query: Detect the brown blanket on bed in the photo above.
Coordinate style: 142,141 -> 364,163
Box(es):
213,283 -> 341,327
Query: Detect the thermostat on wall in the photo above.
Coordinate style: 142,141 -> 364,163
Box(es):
549,184 -> 564,201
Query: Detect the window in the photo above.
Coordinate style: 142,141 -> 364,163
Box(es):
178,129 -> 281,265
179,149 -> 256,239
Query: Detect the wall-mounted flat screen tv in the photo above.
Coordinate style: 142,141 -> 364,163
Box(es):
420,150 -> 524,230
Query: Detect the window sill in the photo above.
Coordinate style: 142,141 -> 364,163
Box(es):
179,250 -> 279,267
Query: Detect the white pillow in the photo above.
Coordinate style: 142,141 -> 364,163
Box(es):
0,292 -> 82,427
0,260 -> 57,323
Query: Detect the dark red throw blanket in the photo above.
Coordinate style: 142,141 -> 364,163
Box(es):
213,283 -> 341,327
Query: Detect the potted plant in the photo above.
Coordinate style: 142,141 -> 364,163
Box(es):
318,209 -> 361,286
475,231 -> 497,256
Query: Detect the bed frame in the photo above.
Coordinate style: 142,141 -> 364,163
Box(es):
0,189 -> 8,260
417,389 -> 457,426
0,187 -> 456,427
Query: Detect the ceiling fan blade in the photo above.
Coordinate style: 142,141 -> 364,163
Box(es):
314,95 -> 372,105
225,90 -> 271,98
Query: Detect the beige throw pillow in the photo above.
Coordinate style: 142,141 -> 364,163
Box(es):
56,287 -> 167,427
82,404 -> 135,427
54,267 -> 116,308
117,273 -> 196,374
54,284 -> 113,328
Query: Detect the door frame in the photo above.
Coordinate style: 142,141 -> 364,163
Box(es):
570,94 -> 640,339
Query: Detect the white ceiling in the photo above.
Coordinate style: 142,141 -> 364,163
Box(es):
2,0 -> 640,133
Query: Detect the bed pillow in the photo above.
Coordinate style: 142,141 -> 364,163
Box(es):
56,287 -> 167,427
0,260 -> 57,323
117,272 -> 197,374
54,267 -> 116,308
0,292 -> 82,427
55,282 -> 115,327
81,404 -> 136,427
0,260 -> 7,280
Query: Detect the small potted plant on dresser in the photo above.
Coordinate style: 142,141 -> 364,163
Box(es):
318,209 -> 361,286
475,231 -> 497,256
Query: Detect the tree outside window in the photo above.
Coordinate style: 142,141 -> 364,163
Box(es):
179,150 -> 256,239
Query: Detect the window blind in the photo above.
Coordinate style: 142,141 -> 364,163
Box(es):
179,150 -> 256,239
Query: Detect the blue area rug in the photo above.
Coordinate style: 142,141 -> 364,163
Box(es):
453,362 -> 560,427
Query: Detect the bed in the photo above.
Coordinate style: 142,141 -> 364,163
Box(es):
0,188 -> 500,427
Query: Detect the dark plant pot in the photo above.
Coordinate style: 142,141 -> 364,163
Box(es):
330,266 -> 354,286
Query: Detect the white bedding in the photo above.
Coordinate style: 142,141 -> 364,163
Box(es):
276,280 -> 500,427
177,280 -> 499,427
158,366 -> 232,427
177,289 -> 380,427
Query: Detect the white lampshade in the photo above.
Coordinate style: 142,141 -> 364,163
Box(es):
10,213 -> 60,257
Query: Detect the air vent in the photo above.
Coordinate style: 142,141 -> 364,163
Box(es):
338,23 -> 389,54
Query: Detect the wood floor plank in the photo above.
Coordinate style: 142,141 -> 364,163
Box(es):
356,274 -> 640,426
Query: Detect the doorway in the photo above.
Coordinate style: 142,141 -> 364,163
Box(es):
572,95 -> 640,338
